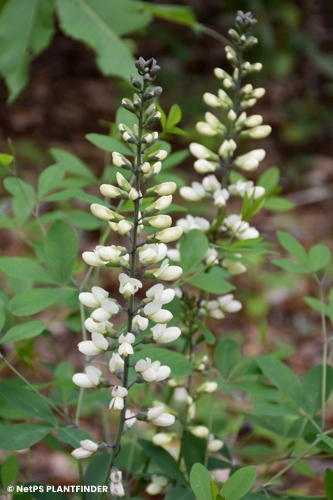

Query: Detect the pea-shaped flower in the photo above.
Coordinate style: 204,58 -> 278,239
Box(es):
72,366 -> 102,388
119,274 -> 143,298
71,440 -> 99,460
147,406 -> 175,426
135,358 -> 171,382
109,386 -> 128,411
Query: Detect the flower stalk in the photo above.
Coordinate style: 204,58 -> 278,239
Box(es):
71,57 -> 183,495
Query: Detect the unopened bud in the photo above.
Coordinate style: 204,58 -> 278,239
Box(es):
130,74 -> 142,89
121,98 -> 135,112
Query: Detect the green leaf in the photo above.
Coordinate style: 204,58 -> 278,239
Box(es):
242,193 -> 265,221
304,296 -> 323,314
163,150 -> 189,170
50,148 -> 95,180
180,229 -> 209,274
301,365 -> 333,416
0,320 -> 45,343
272,258 -> 310,274
292,460 -> 315,478
86,133 -> 132,156
116,442 -> 145,474
44,220 -> 78,283
131,347 -> 193,377
0,153 -> 13,166
215,339 -> 240,380
142,3 -> 196,28
263,196 -> 294,211
83,454 -> 112,500
324,468 -> 333,500
189,266 -> 235,294
139,439 -> 187,485
211,482 -> 220,500
257,167 -> 280,195
4,176 -> 35,222
166,104 -> 182,129
0,381 -> 57,425
54,361 -> 75,402
197,323 -> 215,345
182,432 -> 206,475
189,463 -> 212,500
256,356 -> 308,412
309,243 -> 331,272
57,427 -> 92,448
276,231 -> 310,266
253,403 -> 300,416
67,210 -> 102,230
56,0 -> 151,81
220,466 -> 257,500
166,487 -> 195,500
317,434 -> 333,452
0,297 -> 5,331
9,288 -> 76,316
38,164 -> 66,198
0,424 -> 54,450
0,0 -> 55,102
1,454 -> 19,489
0,257 -> 54,283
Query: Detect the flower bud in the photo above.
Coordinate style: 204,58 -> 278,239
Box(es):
109,220 -> 133,235
241,125 -> 272,139
140,161 -> 151,174
146,475 -> 168,495
214,67 -> 230,79
196,121 -> 217,136
112,152 -> 132,169
154,227 -> 183,244
227,109 -> 237,121
71,440 -> 98,460
90,204 -> 115,221
197,381 -> 218,394
252,87 -> 266,99
121,98 -> 135,112
100,184 -> 123,198
152,433 -> 173,446
146,182 -> 177,196
193,159 -> 217,174
189,142 -> 218,161
244,115 -> 263,128
146,215 -> 172,229
116,172 -> 131,191
147,150 -> 168,162
189,426 -> 209,438
203,92 -> 222,108
128,187 -> 139,201
147,406 -> 175,426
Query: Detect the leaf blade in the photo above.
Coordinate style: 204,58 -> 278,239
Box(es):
220,466 -> 257,500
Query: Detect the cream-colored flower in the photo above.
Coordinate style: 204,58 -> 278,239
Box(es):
72,366 -> 102,388
135,358 -> 171,382
109,386 -> 128,411
119,274 -> 142,298
71,440 -> 98,460
118,332 -> 135,357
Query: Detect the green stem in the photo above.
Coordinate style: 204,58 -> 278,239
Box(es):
259,427 -> 333,489
78,461 -> 86,500
318,277 -> 328,431
109,77 -> 148,478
